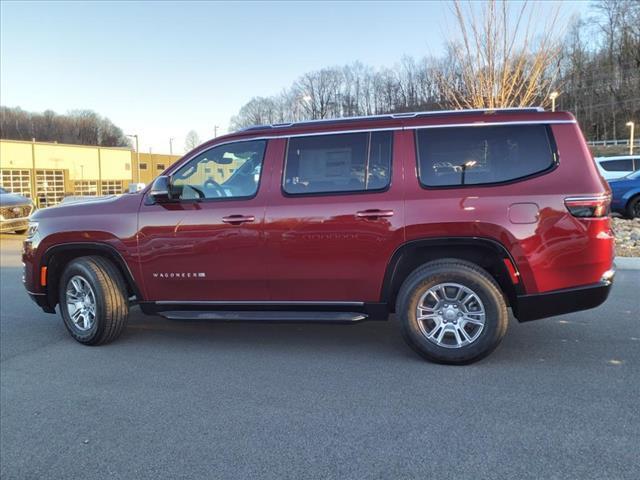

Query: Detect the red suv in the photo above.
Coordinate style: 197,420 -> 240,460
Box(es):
23,108 -> 615,364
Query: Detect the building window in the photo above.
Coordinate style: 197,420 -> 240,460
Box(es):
36,169 -> 65,207
101,180 -> 124,195
139,163 -> 148,170
415,125 -> 555,187
73,181 -> 99,196
1,169 -> 32,197
284,131 -> 392,195
156,164 -> 165,171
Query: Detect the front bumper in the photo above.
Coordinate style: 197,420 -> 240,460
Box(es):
0,218 -> 30,233
26,291 -> 56,313
513,269 -> 615,322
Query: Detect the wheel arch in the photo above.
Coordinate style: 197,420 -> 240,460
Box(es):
624,191 -> 640,217
380,237 -> 524,311
42,243 -> 141,310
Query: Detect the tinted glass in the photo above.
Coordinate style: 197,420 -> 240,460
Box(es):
600,159 -> 633,171
416,125 -> 555,187
284,131 -> 392,194
172,140 -> 266,200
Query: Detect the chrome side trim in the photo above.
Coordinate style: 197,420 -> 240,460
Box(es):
564,194 -> 610,202
154,300 -> 365,306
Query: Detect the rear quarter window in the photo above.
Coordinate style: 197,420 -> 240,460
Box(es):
600,159 -> 634,172
416,125 -> 556,187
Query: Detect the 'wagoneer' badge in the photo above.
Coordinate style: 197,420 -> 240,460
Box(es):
153,272 -> 206,279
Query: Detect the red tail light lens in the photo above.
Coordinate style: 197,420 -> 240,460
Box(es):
564,195 -> 610,218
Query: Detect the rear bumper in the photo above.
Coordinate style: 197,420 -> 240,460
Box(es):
513,269 -> 615,322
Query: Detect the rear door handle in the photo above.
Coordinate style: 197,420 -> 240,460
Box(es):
356,209 -> 394,219
222,214 -> 255,225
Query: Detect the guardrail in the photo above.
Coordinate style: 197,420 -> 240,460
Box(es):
587,139 -> 639,146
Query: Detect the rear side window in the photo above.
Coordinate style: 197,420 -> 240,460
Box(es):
284,131 -> 392,195
600,159 -> 634,172
416,125 -> 555,187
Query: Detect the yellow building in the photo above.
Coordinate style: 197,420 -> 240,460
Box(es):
0,139 -> 180,207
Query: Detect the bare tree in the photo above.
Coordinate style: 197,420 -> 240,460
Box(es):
437,0 -> 561,109
228,0 -> 637,140
0,107 -> 129,146
184,130 -> 202,151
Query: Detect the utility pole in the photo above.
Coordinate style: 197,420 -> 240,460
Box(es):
126,134 -> 140,183
214,126 -> 219,138
549,91 -> 559,112
169,137 -> 175,155
627,122 -> 635,155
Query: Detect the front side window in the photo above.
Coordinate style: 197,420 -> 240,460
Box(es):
172,140 -> 266,200
284,131 -> 392,195
416,125 -> 555,187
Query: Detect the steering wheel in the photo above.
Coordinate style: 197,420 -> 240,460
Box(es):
203,179 -> 225,198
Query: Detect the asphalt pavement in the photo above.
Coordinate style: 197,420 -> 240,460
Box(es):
1,233 -> 639,479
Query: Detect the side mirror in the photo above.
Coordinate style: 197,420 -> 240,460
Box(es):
146,176 -> 172,204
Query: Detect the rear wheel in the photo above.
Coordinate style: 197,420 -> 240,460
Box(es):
626,196 -> 640,219
58,256 -> 129,345
396,259 -> 508,364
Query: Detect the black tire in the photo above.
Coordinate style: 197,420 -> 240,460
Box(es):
58,256 -> 129,345
625,195 -> 640,219
14,229 -> 27,235
396,259 -> 508,365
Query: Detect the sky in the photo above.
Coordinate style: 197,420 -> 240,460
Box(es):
1,0 -> 590,154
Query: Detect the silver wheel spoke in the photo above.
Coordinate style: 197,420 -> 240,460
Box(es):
458,326 -> 472,344
65,276 -> 97,332
416,282 -> 486,349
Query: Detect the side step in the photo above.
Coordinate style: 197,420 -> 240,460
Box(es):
158,311 -> 368,323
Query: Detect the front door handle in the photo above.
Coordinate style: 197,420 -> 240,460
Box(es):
222,214 -> 255,225
356,209 -> 394,219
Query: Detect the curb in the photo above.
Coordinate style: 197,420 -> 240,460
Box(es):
615,257 -> 640,270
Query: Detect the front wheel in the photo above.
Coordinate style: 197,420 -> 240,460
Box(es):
396,259 -> 508,364
59,256 -> 129,345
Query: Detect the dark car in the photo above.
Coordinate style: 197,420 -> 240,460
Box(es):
609,170 -> 640,219
0,187 -> 35,234
22,108 -> 615,364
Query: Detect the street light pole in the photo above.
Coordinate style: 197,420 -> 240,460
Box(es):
627,121 -> 635,155
549,91 -> 559,112
214,126 -> 219,138
169,137 -> 174,155
126,134 -> 140,183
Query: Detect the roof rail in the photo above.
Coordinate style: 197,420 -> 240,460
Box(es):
240,107 -> 545,132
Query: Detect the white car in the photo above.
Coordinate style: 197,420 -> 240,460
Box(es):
595,155 -> 639,180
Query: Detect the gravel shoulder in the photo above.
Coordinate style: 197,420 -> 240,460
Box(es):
612,217 -> 640,257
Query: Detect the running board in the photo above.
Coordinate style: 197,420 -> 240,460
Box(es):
158,311 -> 368,322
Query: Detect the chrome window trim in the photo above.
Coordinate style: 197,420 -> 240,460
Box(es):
240,107 -> 546,130
166,120 -> 576,177
405,120 -> 576,130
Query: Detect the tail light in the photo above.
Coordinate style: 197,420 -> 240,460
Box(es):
564,195 -> 610,218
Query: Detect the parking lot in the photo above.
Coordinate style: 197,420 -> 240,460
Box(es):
1,233 -> 639,479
